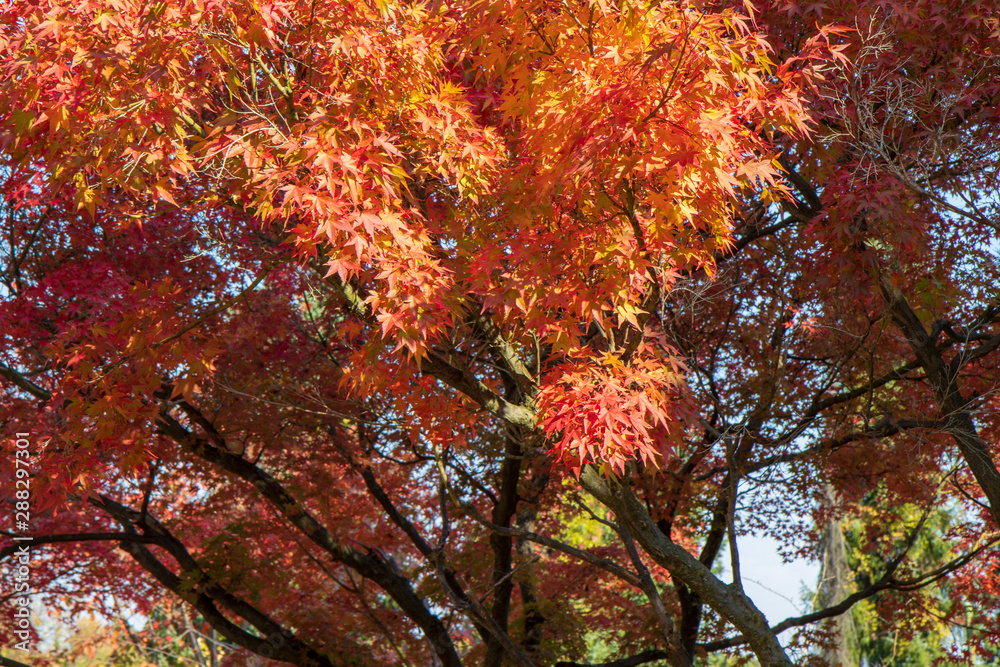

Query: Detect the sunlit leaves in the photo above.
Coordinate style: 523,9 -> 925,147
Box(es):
539,342 -> 688,474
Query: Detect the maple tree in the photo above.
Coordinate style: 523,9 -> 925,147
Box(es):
1,0 -> 999,665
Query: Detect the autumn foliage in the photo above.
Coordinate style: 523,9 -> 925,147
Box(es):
1,0 -> 999,665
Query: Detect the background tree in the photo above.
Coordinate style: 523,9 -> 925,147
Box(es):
1,1 -> 999,666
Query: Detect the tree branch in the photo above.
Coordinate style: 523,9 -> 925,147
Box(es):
92,496 -> 336,667
0,532 -> 160,559
879,272 -> 1000,526
156,407 -> 465,667
579,466 -> 793,666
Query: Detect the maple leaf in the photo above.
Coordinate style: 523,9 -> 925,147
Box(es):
2,1 -> 1000,666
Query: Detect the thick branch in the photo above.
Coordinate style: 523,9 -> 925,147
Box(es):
0,362 -> 51,401
879,275 -> 1000,526
0,532 -> 159,559
94,497 -> 335,667
485,433 -> 524,667
579,467 -> 792,666
461,501 -> 642,587
421,351 -> 537,429
321,269 -> 536,429
157,410 -> 464,667
555,650 -> 669,667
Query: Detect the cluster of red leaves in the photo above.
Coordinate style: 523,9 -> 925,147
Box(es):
539,343 -> 689,474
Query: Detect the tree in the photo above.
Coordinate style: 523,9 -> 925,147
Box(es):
1,0 -> 999,666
